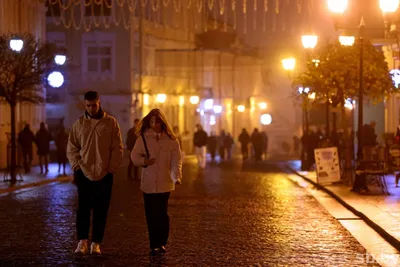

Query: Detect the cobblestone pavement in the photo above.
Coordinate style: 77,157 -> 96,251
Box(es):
0,159 -> 380,266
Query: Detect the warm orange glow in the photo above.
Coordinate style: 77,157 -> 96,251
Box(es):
327,0 -> 348,13
339,36 -> 355,46
380,0 -> 399,12
190,96 -> 199,104
156,94 -> 167,103
281,58 -> 296,71
302,35 -> 318,49
237,105 -> 245,112
258,102 -> 267,109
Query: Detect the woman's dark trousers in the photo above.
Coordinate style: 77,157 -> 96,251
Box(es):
143,192 -> 171,249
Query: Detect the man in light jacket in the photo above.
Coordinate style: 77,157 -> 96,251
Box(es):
67,91 -> 123,255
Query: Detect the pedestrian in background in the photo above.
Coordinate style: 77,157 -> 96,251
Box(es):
131,108 -> 182,256
18,124 -> 35,173
67,91 -> 123,255
193,124 -> 208,169
218,130 -> 226,160
207,131 -> 218,161
224,133 -> 234,160
238,128 -> 251,160
251,128 -> 263,162
35,122 -> 52,174
126,118 -> 140,180
55,125 -> 69,176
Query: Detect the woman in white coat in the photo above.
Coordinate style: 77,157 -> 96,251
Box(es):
131,109 -> 182,256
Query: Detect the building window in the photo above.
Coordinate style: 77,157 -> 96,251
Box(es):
85,0 -> 112,16
82,32 -> 116,80
86,45 -> 112,73
46,32 -> 66,50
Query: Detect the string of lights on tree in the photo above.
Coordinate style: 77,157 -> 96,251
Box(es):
45,0 -> 316,32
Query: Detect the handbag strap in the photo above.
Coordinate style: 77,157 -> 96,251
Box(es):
141,134 -> 150,159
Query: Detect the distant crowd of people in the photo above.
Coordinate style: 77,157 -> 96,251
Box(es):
190,125 -> 269,169
299,120 -> 378,171
17,122 -> 69,175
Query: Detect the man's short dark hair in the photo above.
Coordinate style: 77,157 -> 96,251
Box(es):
84,91 -> 99,101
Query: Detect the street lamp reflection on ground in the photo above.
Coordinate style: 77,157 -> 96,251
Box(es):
327,0 -> 348,13
302,35 -> 318,49
9,39 -> 24,52
380,0 -> 399,13
339,36 -> 355,46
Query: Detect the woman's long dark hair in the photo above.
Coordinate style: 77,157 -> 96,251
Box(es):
136,109 -> 176,140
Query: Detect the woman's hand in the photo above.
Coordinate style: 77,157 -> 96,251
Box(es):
144,158 -> 156,166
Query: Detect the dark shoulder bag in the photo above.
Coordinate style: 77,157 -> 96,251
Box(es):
142,134 -> 150,168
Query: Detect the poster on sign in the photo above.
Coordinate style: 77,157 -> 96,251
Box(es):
314,147 -> 341,185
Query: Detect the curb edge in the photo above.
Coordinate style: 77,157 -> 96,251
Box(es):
282,163 -> 400,253
0,176 -> 73,194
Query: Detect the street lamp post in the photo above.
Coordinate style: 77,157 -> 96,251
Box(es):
8,38 -> 24,184
298,86 -> 311,170
328,0 -> 399,161
357,19 -> 365,160
301,33 -> 318,135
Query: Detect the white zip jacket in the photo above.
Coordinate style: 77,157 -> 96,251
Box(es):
67,111 -> 124,181
131,129 -> 182,193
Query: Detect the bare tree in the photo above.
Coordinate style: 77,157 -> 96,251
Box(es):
0,33 -> 57,183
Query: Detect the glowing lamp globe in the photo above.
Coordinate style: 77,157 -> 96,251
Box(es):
190,96 -> 199,104
261,114 -> 272,125
47,71 -> 64,88
54,55 -> 67,65
327,0 -> 348,13
156,94 -> 167,103
9,39 -> 24,52
302,35 -> 318,49
380,0 -> 399,12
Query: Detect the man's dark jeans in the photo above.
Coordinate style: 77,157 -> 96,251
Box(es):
75,170 -> 113,243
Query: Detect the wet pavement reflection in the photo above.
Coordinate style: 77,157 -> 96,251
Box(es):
0,159 -> 379,266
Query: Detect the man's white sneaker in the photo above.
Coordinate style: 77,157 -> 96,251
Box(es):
74,240 -> 89,254
90,242 -> 101,255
